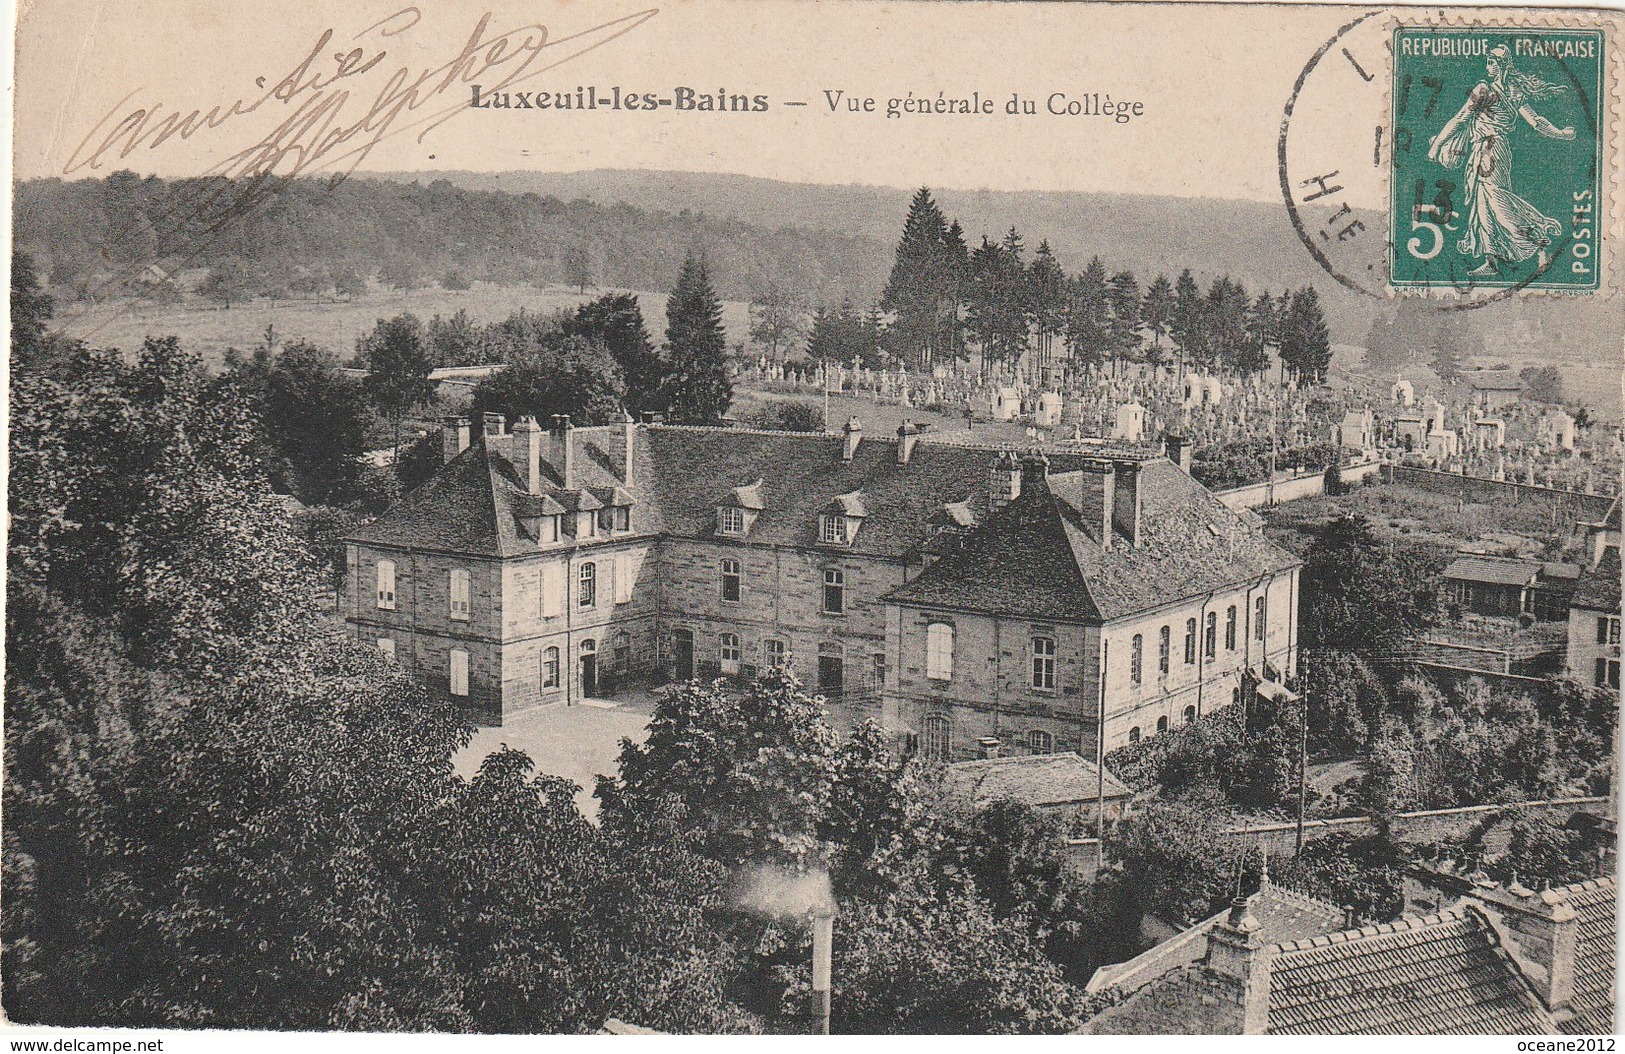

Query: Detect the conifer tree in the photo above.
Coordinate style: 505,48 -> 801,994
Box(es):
880,188 -> 956,368
662,254 -> 732,424
1170,268 -> 1204,374
1064,257 -> 1110,369
1106,270 -> 1142,371
1280,285 -> 1332,384
1141,273 -> 1175,365
1028,242 -> 1068,370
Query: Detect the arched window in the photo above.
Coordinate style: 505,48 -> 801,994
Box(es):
1254,595 -> 1267,642
926,622 -> 955,681
1128,725 -> 1141,743
449,568 -> 471,621
1130,633 -> 1144,685
1156,715 -> 1169,734
1225,605 -> 1238,651
1184,704 -> 1197,724
375,559 -> 396,610
580,638 -> 597,655
1184,618 -> 1197,665
923,713 -> 952,761
719,632 -> 741,674
1158,625 -> 1171,676
449,648 -> 469,697
578,562 -> 597,608
1031,635 -> 1056,690
542,646 -> 560,689
1028,729 -> 1054,755
1204,612 -> 1218,661
720,558 -> 742,603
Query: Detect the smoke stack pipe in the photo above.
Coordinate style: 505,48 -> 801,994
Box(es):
811,910 -> 834,1035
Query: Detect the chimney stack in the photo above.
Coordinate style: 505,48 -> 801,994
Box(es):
1112,460 -> 1143,547
622,412 -> 637,487
977,736 -> 1002,760
511,416 -> 544,495
1019,450 -> 1049,493
1165,434 -> 1192,473
482,412 -> 509,459
550,415 -> 575,490
989,452 -> 1022,511
897,419 -> 920,465
1470,883 -> 1580,1016
1205,895 -> 1273,1034
1079,461 -> 1116,549
442,416 -> 470,463
842,416 -> 863,461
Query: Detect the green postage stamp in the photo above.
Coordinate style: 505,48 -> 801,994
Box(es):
1390,27 -> 1604,292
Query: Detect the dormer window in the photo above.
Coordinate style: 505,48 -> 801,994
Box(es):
614,506 -> 630,532
579,511 -> 597,538
720,506 -> 746,535
540,515 -> 560,544
717,479 -> 764,537
818,491 -> 866,546
820,514 -> 847,544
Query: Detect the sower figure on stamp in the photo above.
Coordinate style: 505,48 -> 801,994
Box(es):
1428,44 -> 1576,277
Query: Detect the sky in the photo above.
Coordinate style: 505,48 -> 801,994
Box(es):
12,0 -> 1414,204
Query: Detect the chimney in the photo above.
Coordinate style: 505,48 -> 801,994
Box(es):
481,412 -> 509,459
1205,895 -> 1273,1034
441,416 -> 470,463
1019,450 -> 1049,492
511,416 -> 544,495
977,736 -> 1002,760
1079,461 -> 1116,549
842,415 -> 863,461
622,412 -> 637,487
550,415 -> 575,490
1165,434 -> 1192,473
1112,460 -> 1143,547
897,418 -> 920,465
989,451 -> 1022,511
1471,883 -> 1580,1015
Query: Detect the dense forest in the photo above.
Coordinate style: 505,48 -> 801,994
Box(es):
12,172 -> 888,308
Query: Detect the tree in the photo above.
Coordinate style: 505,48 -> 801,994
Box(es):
966,236 -> 1029,369
357,314 -> 438,450
333,268 -> 368,301
879,188 -> 958,368
1169,268 -> 1205,373
1028,242 -> 1068,368
1106,792 -> 1237,929
1520,364 -> 1566,404
1300,514 -> 1439,655
1064,257 -> 1110,369
440,268 -> 472,291
1279,286 -> 1332,383
377,257 -> 425,294
662,254 -> 732,425
561,243 -> 594,294
565,293 -> 666,417
469,334 -> 625,428
427,309 -> 484,367
1141,273 -> 1175,361
11,251 -> 55,368
199,257 -> 253,308
748,286 -> 808,362
1105,270 -> 1142,370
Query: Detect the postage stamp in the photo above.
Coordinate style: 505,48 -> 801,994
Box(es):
1389,27 -> 1604,292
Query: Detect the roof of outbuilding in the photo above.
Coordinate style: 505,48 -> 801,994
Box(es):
944,752 -> 1134,810
1443,555 -> 1543,587
889,460 -> 1299,621
1266,907 -> 1553,1035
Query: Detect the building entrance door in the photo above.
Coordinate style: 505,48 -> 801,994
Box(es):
579,640 -> 598,697
672,629 -> 694,681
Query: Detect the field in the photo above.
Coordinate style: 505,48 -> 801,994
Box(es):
55,282 -> 753,370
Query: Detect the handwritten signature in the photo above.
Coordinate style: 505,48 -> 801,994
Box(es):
58,5 -> 657,337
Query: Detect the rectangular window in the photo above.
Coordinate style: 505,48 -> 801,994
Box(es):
614,506 -> 631,533
719,507 -> 745,535
542,647 -> 560,689
927,622 -> 955,681
1159,626 -> 1171,676
1601,616 -> 1622,646
870,653 -> 886,691
1254,595 -> 1267,642
1225,605 -> 1238,651
1032,636 -> 1056,691
1130,633 -> 1143,685
823,568 -> 845,614
1598,658 -> 1621,690
721,558 -> 742,603
821,515 -> 846,544
375,559 -> 396,610
540,516 -> 559,544
764,638 -> 787,668
1184,618 -> 1197,665
719,633 -> 741,675
597,507 -> 616,534
540,563 -> 566,618
449,568 -> 471,621
449,648 -> 469,697
578,563 -> 597,609
1205,612 -> 1218,662
579,512 -> 596,538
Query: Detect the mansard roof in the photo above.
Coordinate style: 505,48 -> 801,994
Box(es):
889,460 -> 1300,622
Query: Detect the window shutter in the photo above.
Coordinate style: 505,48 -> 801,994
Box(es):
541,563 -> 566,618
449,649 -> 469,696
1599,616 -> 1610,645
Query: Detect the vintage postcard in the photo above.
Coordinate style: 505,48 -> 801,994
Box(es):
5,0 -> 1622,1042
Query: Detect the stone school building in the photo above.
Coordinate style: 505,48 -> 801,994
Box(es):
343,414 -> 1301,759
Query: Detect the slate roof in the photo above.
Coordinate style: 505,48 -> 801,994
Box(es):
1558,879 -> 1616,1035
889,460 -> 1300,622
943,752 -> 1134,811
1267,907 -> 1554,1035
1571,550 -> 1621,614
1086,881 -> 1346,996
1443,556 -> 1542,588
